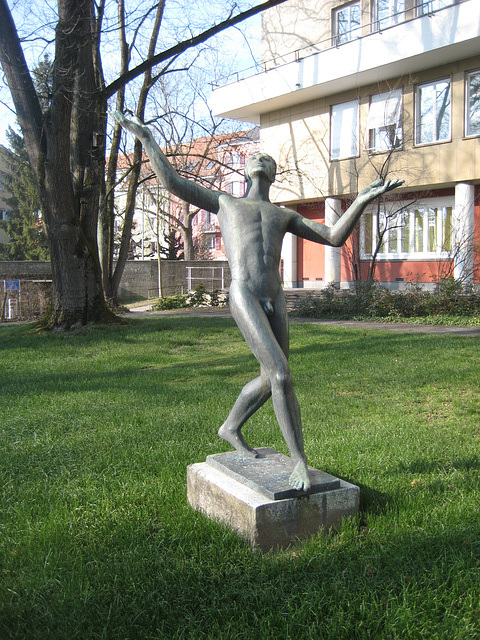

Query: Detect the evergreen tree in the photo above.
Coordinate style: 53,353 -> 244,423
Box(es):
0,127 -> 49,260
32,54 -> 54,112
160,228 -> 184,260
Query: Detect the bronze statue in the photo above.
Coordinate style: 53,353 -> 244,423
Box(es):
112,111 -> 403,491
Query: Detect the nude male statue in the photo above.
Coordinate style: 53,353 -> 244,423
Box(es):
112,111 -> 403,491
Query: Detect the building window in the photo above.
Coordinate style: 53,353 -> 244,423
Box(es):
331,99 -> 359,160
207,235 -> 216,251
466,70 -> 480,137
415,78 -> 451,145
374,0 -> 404,30
227,180 -> 245,197
230,152 -> 243,169
418,0 -> 456,15
362,198 -> 453,259
366,89 -> 403,152
333,2 -> 361,45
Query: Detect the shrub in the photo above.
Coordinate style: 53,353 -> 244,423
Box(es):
151,294 -> 189,311
151,285 -> 228,311
292,278 -> 480,322
187,283 -> 209,307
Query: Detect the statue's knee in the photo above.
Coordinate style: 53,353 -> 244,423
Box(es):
272,369 -> 292,392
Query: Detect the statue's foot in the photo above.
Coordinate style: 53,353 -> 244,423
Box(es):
218,424 -> 259,458
289,459 -> 311,491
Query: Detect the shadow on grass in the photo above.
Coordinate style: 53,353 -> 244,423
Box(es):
395,455 -> 480,475
0,355 -> 260,405
2,316 -> 479,396
358,482 -> 391,517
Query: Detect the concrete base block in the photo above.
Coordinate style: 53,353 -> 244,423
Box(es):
187,451 -> 359,551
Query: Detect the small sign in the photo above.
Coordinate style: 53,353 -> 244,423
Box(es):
4,280 -> 20,292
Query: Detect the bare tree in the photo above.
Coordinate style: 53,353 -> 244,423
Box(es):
434,198 -> 480,286
149,77 -> 252,260
344,87 -> 429,284
0,0 -> 289,328
113,69 -> 258,265
99,0 -> 167,306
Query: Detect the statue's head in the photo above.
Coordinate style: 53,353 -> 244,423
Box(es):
244,152 -> 277,184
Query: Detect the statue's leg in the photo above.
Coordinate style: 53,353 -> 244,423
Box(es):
218,370 -> 271,457
227,284 -> 311,490
268,291 -> 310,490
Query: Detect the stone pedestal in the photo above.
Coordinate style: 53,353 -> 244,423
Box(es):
187,448 -> 359,551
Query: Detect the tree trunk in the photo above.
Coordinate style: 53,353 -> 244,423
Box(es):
107,140 -> 143,304
100,0 -> 165,306
181,203 -> 195,261
46,213 -> 110,327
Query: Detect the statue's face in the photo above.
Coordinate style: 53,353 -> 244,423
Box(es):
244,153 -> 277,184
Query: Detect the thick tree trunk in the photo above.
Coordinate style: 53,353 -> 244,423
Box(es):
47,217 -> 112,328
0,0 -> 117,330
43,134 -> 115,329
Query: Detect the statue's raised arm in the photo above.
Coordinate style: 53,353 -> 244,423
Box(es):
287,178 -> 404,246
111,111 -> 221,214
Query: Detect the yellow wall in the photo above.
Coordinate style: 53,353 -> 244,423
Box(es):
261,0 -> 375,66
261,0 -> 428,67
259,56 -> 480,204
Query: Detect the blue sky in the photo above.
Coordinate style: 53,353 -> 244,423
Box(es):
0,1 -> 261,147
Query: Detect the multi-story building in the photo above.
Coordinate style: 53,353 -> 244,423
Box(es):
115,128 -> 258,262
211,0 -> 480,289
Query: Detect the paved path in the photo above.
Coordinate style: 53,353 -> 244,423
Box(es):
125,306 -> 480,337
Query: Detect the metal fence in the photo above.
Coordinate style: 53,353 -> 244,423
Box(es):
185,265 -> 229,292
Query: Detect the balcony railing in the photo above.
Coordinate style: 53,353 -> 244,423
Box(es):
211,0 -> 466,89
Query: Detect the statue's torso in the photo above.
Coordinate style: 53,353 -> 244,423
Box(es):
217,194 -> 291,301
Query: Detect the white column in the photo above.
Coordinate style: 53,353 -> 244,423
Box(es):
453,183 -> 475,283
281,232 -> 297,288
324,198 -> 342,286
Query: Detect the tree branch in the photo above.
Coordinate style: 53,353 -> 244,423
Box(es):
105,0 -> 289,98
0,0 -> 45,164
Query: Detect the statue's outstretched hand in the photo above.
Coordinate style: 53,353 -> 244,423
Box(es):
111,111 -> 149,140
357,178 -> 404,205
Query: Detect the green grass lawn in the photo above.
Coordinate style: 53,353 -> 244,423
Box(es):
1,317 -> 479,639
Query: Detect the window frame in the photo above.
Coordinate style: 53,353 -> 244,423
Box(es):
330,99 -> 360,161
332,1 -> 361,46
360,197 -> 454,260
373,0 -> 405,31
465,69 -> 480,138
417,0 -> 457,16
414,77 -> 452,146
365,89 -> 403,153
